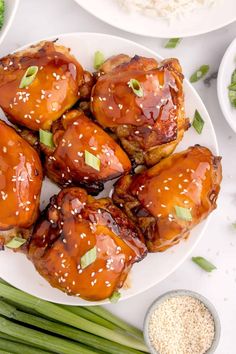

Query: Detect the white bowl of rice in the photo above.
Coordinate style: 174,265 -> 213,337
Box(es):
117,0 -> 217,22
75,0 -> 236,38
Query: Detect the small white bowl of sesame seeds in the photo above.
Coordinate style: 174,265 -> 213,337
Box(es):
144,290 -> 221,354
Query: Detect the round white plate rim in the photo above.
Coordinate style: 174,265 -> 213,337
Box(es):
74,0 -> 236,38
217,37 -> 236,133
0,32 -> 219,305
0,0 -> 19,45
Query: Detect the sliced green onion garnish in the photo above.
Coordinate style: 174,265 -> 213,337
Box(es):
81,246 -> 97,269
94,51 -> 105,70
128,79 -> 143,98
85,150 -> 100,171
192,110 -> 205,134
192,257 -> 216,272
19,66 -> 39,89
0,0 -> 5,30
109,291 -> 121,304
229,87 -> 236,107
165,38 -> 182,49
228,82 -> 236,91
190,65 -> 209,83
6,237 -> 26,249
231,69 -> 236,84
228,69 -> 236,108
175,206 -> 192,221
39,129 -> 55,148
232,222 -> 236,229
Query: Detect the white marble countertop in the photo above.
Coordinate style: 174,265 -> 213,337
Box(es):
2,1 -> 236,353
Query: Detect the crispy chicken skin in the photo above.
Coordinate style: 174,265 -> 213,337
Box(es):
0,121 -> 43,248
91,55 -> 189,166
113,146 -> 222,252
28,187 -> 147,301
0,41 -> 93,131
41,110 -> 131,195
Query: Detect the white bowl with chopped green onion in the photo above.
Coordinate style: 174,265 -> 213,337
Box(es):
0,33 -> 219,305
217,37 -> 236,133
0,0 -> 19,45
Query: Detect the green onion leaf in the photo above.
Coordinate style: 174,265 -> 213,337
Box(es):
94,51 -> 105,70
232,222 -> 236,229
228,82 -> 236,91
128,79 -> 143,98
228,90 -> 236,108
228,69 -> 236,108
39,129 -> 55,148
175,206 -> 192,221
0,0 -> 5,29
19,66 -> 39,89
231,69 -> 236,84
85,150 -> 100,171
109,291 -> 121,304
81,246 -> 97,269
6,237 -> 26,249
190,65 -> 209,83
192,110 -> 205,134
192,256 -> 216,272
165,38 -> 182,49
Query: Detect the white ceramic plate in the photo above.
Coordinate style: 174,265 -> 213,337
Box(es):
0,0 -> 19,45
75,0 -> 236,38
0,33 -> 218,305
217,37 -> 236,133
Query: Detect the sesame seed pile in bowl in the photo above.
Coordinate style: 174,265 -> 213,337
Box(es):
144,290 -> 221,354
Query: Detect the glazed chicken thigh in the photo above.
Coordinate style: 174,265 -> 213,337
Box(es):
41,110 -> 131,195
0,121 -> 43,248
91,55 -> 189,166
28,187 -> 147,301
113,146 -> 222,252
0,32 -> 224,306
0,41 -> 93,131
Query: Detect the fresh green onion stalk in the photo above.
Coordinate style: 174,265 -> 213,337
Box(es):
0,282 -> 148,352
192,257 -> 216,272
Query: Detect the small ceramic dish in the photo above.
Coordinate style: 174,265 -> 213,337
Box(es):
217,37 -> 236,133
143,289 -> 221,354
0,0 -> 19,45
